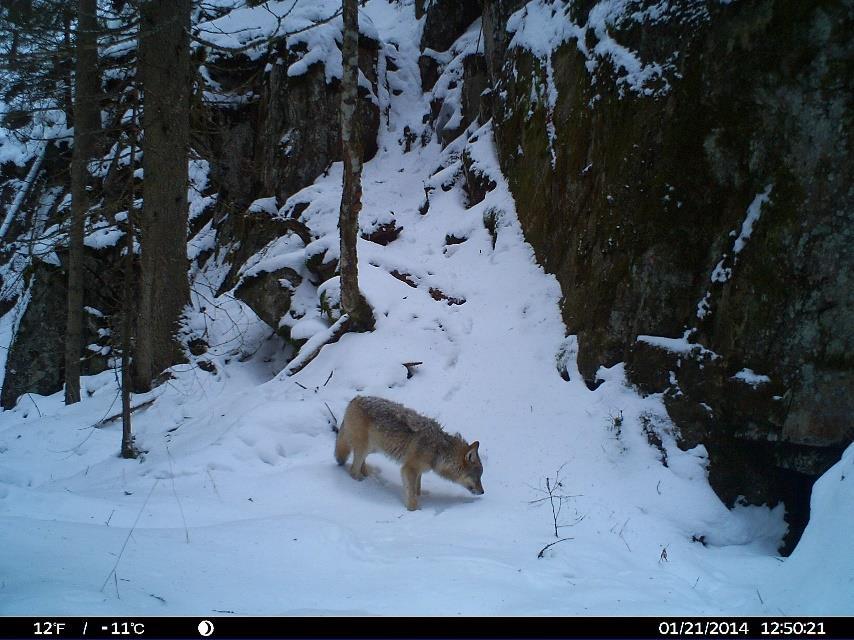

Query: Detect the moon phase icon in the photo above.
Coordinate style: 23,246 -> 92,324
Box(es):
198,620 -> 214,637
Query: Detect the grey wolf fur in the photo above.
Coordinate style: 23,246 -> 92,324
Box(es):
334,395 -> 484,510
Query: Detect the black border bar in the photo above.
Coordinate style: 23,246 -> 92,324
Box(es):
3,617 -> 853,639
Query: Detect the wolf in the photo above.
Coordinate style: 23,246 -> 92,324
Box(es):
334,395 -> 484,510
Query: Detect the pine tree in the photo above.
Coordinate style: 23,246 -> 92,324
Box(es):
133,0 -> 192,391
64,0 -> 100,405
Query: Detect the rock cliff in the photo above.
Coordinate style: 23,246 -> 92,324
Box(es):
474,0 -> 852,548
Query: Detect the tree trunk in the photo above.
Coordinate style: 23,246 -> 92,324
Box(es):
133,0 -> 191,391
121,103 -> 139,459
61,8 -> 74,125
338,0 -> 374,332
64,0 -> 100,405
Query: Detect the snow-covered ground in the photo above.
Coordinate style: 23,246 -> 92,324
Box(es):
0,0 -> 851,617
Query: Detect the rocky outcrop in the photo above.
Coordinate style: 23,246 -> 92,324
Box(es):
202,33 -> 382,220
234,265 -> 302,337
417,0 -> 480,52
201,31 -> 383,335
254,37 -> 381,206
217,209 -> 311,295
2,247 -> 120,409
1,260 -> 67,408
417,0 -> 481,89
478,0 -> 852,548
435,53 -> 489,147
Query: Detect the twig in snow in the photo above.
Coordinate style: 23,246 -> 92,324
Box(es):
756,589 -> 764,605
617,518 -> 633,553
531,464 -> 576,538
528,494 -> 582,505
324,402 -> 338,432
166,444 -> 190,543
206,468 -> 222,501
100,479 -> 159,593
531,464 -> 581,557
537,537 -> 573,558
25,394 -> 42,417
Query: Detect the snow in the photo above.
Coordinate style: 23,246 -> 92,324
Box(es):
0,98 -> 68,167
699,184 -> 774,317
733,185 -> 773,254
188,159 -> 217,223
429,19 -> 483,144
196,0 -> 379,83
0,143 -> 48,240
247,196 -> 278,215
637,333 -> 719,360
760,443 -> 854,614
507,0 -> 675,99
0,0 -> 849,619
732,368 -> 771,388
238,233 -> 305,281
84,224 -> 124,250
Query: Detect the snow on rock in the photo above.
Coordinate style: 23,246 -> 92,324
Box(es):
247,196 -> 278,215
197,0 -> 379,83
84,224 -> 124,250
732,368 -> 771,388
188,158 -> 217,223
733,185 -> 773,255
506,0 -> 677,100
429,19 -> 483,143
699,185 -> 774,317
637,333 -> 720,360
237,233 -> 305,281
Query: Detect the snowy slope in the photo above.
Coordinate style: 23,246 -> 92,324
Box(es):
0,0 -> 850,616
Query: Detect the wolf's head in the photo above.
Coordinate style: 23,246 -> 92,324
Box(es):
459,441 -> 484,495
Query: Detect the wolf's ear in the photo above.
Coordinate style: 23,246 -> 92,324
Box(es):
466,441 -> 480,463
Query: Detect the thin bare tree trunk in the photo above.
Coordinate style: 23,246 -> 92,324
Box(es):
338,0 -> 373,332
64,0 -> 100,405
133,0 -> 191,391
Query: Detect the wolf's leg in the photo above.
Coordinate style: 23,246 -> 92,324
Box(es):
401,465 -> 419,510
350,446 -> 368,481
415,473 -> 422,496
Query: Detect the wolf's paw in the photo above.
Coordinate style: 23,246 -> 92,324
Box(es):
406,501 -> 419,511
361,463 -> 379,477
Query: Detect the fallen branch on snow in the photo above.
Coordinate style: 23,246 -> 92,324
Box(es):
284,314 -> 350,377
95,397 -> 157,428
